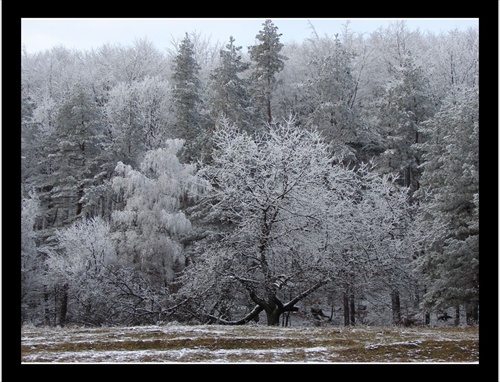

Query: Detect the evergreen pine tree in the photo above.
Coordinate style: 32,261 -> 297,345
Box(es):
415,86 -> 479,320
209,36 -> 255,134
35,84 -> 106,232
171,33 -> 204,161
305,35 -> 360,164
376,52 -> 436,194
248,19 -> 287,125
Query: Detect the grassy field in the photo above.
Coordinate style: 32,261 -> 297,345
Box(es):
21,324 -> 479,363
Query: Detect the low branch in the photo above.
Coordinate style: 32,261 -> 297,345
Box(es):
206,305 -> 264,325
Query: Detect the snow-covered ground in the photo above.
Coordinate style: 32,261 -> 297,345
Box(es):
21,324 -> 479,363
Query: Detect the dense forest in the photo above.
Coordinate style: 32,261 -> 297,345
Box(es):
21,20 -> 479,327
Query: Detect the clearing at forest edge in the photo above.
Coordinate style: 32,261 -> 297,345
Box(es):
21,324 -> 479,363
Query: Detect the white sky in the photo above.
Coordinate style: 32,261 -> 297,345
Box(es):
21,18 -> 479,54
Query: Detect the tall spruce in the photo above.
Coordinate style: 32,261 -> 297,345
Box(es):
305,35 -> 360,164
171,33 -> 204,161
376,52 -> 436,194
415,86 -> 479,322
209,36 -> 255,134
248,19 -> 287,125
35,84 -> 106,232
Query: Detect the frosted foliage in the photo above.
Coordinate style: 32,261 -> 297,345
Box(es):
47,217 -> 116,281
111,140 -> 204,280
196,119 -> 353,289
348,167 -> 415,277
21,193 -> 40,255
415,87 -> 478,310
178,118 -> 418,327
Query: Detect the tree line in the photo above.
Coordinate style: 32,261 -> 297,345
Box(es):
21,20 -> 478,327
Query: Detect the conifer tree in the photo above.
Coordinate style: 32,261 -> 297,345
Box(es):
209,36 -> 255,134
305,35 -> 359,163
415,86 -> 479,322
36,84 -> 106,231
170,33 -> 204,161
376,52 -> 435,194
248,19 -> 287,125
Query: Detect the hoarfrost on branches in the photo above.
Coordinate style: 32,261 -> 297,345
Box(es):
111,139 -> 205,286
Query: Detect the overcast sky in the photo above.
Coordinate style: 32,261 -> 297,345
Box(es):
21,18 -> 478,54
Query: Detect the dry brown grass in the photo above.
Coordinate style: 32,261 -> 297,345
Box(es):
21,324 -> 479,363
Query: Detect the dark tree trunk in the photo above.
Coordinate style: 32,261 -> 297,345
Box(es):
265,308 -> 281,326
76,186 -> 84,217
214,281 -> 326,326
425,312 -> 430,326
266,78 -> 272,124
466,302 -> 479,325
391,290 -> 401,325
329,297 -> 335,322
282,312 -> 290,327
262,294 -> 298,326
349,293 -> 356,326
343,292 -> 350,326
43,285 -> 51,326
59,283 -> 69,327
454,306 -> 460,326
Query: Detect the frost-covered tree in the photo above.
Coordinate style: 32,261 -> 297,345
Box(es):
20,25 -> 480,327
111,140 -> 202,295
21,87 -> 42,189
424,27 -> 479,100
34,83 -> 108,232
248,19 -> 287,125
415,86 -> 479,323
170,33 -> 204,161
304,35 -> 360,163
105,81 -> 145,168
133,76 -> 172,149
46,217 -> 116,326
106,76 -> 172,167
342,165 -> 419,325
21,192 -> 44,324
375,52 -> 435,194
208,36 -> 255,134
178,119 -> 363,325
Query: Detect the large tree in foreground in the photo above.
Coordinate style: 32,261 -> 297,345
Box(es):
178,119 -> 361,325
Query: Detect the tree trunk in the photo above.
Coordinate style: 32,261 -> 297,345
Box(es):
59,283 -> 69,327
454,305 -> 460,326
466,302 -> 479,325
391,290 -> 401,325
329,297 -> 335,322
43,285 -> 52,326
349,293 -> 356,326
266,78 -> 272,124
265,308 -> 281,326
343,292 -> 350,326
225,281 -> 326,326
76,186 -> 84,217
425,312 -> 430,326
282,312 -> 290,327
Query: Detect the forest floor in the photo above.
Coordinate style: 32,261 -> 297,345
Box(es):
21,324 -> 479,363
